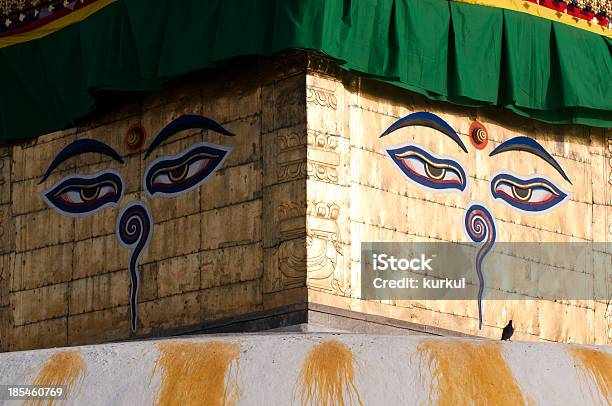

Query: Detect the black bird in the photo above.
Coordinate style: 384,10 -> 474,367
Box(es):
501,320 -> 514,341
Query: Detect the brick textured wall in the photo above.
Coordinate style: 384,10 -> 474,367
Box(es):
0,143 -> 11,352
1,53 -> 611,351
304,59 -> 612,344
0,55 -> 310,352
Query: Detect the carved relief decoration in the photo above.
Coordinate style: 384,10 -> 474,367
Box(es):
277,202 -> 305,240
265,201 -> 307,291
306,129 -> 340,185
306,201 -> 350,296
306,162 -> 338,184
306,86 -> 337,109
307,129 -> 338,151
277,131 -> 307,183
277,238 -> 307,289
306,53 -> 343,79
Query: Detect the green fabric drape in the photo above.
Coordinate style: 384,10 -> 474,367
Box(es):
1,0 -> 611,143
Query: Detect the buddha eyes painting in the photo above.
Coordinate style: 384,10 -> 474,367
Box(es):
39,110 -> 575,334
40,114 -> 235,332
382,112 -> 571,329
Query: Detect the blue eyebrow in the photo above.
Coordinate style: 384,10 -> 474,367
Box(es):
489,136 -> 572,184
40,139 -> 124,184
144,115 -> 234,159
379,112 -> 468,153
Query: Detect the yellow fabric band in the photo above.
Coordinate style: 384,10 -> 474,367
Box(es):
454,0 -> 612,38
0,0 -> 117,49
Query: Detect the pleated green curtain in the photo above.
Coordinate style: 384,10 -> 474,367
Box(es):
1,0 -> 611,143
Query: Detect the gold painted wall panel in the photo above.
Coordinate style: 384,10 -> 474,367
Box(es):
0,57 -> 309,351
304,60 -> 612,345
0,54 -> 610,350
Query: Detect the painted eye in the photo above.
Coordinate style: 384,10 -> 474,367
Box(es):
61,184 -> 117,204
510,185 -> 531,201
41,170 -> 124,217
149,153 -> 214,186
491,173 -> 568,213
145,142 -> 231,198
386,144 -> 467,192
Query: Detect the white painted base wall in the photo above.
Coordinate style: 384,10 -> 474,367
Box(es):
0,333 -> 610,405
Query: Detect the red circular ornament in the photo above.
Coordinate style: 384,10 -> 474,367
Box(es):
469,121 -> 488,150
125,123 -> 147,152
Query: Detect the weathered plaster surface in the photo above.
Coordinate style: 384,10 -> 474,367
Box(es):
0,334 -> 610,405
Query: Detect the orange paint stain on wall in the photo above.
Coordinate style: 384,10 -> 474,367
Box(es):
297,339 -> 363,406
153,340 -> 240,406
25,350 -> 86,406
416,339 -> 526,406
569,347 -> 612,404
